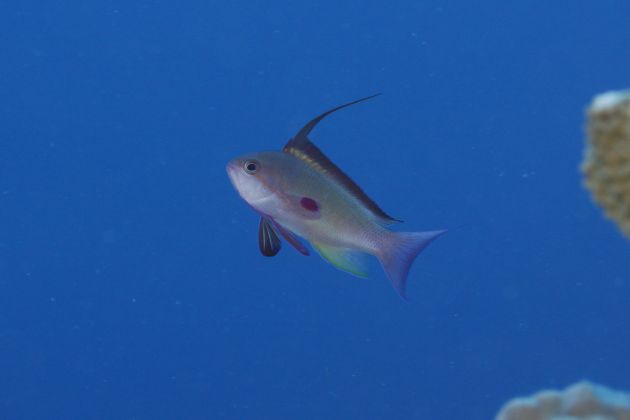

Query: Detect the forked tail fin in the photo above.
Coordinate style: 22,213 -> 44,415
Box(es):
377,230 -> 446,299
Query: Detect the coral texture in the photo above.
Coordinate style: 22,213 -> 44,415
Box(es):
496,381 -> 630,420
582,89 -> 630,238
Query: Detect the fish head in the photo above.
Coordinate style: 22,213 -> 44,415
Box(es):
226,151 -> 288,212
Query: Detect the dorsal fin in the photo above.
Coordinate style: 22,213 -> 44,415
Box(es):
291,94 -> 382,141
283,94 -> 401,224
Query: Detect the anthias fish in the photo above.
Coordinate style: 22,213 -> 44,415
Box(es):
226,95 -> 445,298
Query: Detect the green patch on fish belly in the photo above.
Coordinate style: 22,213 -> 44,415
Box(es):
312,242 -> 369,278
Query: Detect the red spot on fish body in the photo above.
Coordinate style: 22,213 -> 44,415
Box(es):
300,197 -> 319,212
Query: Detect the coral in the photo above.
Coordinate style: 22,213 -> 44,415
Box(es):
496,381 -> 630,420
582,89 -> 630,238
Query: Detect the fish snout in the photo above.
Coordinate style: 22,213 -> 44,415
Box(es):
226,159 -> 238,173
226,159 -> 242,181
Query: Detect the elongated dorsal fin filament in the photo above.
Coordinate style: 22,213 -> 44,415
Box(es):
282,94 -> 401,225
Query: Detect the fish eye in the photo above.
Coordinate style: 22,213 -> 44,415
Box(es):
244,160 -> 259,174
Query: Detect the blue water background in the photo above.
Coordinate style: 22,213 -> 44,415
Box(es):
1,1 -> 629,419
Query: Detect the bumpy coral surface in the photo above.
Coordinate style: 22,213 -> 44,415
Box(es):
496,381 -> 630,420
582,89 -> 630,238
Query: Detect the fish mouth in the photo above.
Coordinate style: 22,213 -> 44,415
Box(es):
226,160 -> 253,196
226,160 -> 240,181
226,160 -> 237,172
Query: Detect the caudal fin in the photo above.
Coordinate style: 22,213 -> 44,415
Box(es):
377,230 -> 446,299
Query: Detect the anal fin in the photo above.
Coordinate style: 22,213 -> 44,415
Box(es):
312,243 -> 369,278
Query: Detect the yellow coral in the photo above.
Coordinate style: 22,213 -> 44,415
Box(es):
582,89 -> 630,238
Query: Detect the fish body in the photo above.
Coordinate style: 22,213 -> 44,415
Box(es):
229,151 -> 379,250
226,95 -> 445,298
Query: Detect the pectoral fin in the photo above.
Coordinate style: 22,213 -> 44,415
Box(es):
312,243 -> 369,278
258,218 -> 281,257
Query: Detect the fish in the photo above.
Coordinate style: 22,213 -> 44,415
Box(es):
226,94 -> 445,298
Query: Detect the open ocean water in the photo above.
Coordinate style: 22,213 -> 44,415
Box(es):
1,1 -> 629,419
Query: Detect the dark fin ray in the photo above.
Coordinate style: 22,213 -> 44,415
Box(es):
258,217 -> 281,257
270,220 -> 310,256
283,94 -> 401,224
